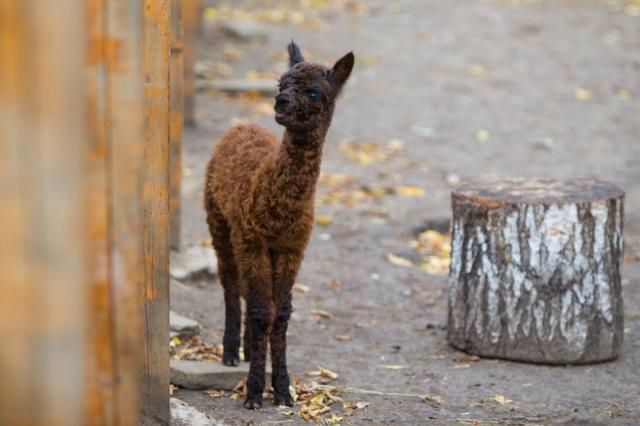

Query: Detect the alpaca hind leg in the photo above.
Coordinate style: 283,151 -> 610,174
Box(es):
207,205 -> 241,366
243,308 -> 251,362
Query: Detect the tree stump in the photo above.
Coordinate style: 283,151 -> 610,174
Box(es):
447,178 -> 625,364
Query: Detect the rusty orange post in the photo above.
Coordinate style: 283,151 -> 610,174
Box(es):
182,0 -> 201,126
0,1 -> 87,425
85,0 -> 145,424
170,0 -> 184,250
142,0 -> 171,422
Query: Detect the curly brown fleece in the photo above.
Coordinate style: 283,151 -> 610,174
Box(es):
204,42 -> 354,409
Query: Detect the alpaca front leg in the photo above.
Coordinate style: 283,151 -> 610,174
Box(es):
237,246 -> 273,410
270,249 -> 302,406
271,297 -> 293,406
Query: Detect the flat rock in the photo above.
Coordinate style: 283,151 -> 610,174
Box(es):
211,79 -> 278,96
171,359 -> 272,390
170,310 -> 201,336
170,246 -> 217,282
222,20 -> 268,40
170,398 -> 221,426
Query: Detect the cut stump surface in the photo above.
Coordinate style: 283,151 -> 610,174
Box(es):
447,178 -> 625,364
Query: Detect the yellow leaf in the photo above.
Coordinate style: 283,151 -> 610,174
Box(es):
355,401 -> 370,409
203,390 -> 224,398
617,89 -> 632,101
491,394 -> 513,405
315,215 -> 334,226
574,88 -> 592,101
378,364 -> 409,369
318,366 -> 339,379
169,336 -> 182,347
387,253 -> 414,268
335,334 -> 352,341
626,4 -> 640,16
204,7 -> 219,20
396,186 -> 426,197
305,370 -> 321,377
469,64 -> 486,77
293,282 -> 311,293
312,309 -> 333,319
475,129 -> 490,142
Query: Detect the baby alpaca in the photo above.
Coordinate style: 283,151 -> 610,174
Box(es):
204,42 -> 354,409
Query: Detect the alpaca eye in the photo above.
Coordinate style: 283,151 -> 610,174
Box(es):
307,90 -> 320,101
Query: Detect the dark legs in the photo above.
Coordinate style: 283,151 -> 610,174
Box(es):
243,309 -> 251,362
207,202 -> 241,366
270,250 -> 301,407
236,245 -> 273,409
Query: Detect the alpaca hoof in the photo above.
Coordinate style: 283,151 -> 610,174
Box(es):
243,396 -> 262,410
222,354 -> 239,367
273,392 -> 294,407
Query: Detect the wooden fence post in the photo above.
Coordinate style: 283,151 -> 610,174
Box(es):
142,0 -> 171,423
0,2 -> 87,425
170,0 -> 184,250
85,0 -> 145,424
182,0 -> 201,126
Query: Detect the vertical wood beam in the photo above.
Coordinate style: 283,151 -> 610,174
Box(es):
142,0 -> 171,423
169,0 -> 184,250
0,1 -> 86,425
182,0 -> 200,126
85,0 -> 145,424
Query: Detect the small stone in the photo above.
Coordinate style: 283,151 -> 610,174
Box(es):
170,310 -> 201,336
446,173 -> 461,186
222,20 -> 268,40
171,359 -> 271,390
170,246 -> 217,282
211,79 -> 278,96
170,398 -> 218,426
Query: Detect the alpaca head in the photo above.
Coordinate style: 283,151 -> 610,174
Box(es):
274,41 -> 354,134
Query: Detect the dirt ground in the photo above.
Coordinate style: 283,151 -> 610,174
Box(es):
170,0 -> 640,424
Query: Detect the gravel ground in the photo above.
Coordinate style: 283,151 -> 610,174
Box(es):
171,0 -> 640,424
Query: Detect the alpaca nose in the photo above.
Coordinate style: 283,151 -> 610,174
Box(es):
275,93 -> 291,109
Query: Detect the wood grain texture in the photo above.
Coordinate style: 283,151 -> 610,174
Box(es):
0,1 -> 86,425
142,0 -> 171,423
170,0 -> 184,250
85,0 -> 146,424
448,179 -> 625,364
182,0 -> 201,126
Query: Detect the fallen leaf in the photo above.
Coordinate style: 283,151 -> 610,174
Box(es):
396,186 -> 426,197
378,364 -> 409,369
475,129 -> 491,142
169,336 -> 182,348
491,394 -> 513,405
469,64 -> 486,77
169,384 -> 177,396
329,278 -> 341,291
312,309 -> 333,319
387,253 -> 414,268
335,334 -> 352,341
574,88 -> 592,101
617,89 -> 632,100
355,401 -> 370,409
422,394 -> 443,407
306,370 -> 322,377
315,215 -> 334,226
293,282 -> 311,293
318,366 -> 339,380
203,390 -> 225,398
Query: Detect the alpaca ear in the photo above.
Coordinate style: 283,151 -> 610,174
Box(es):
288,41 -> 305,67
328,52 -> 354,92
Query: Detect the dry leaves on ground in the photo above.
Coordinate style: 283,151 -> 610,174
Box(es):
170,335 -> 223,362
410,229 -> 451,275
339,139 -> 403,165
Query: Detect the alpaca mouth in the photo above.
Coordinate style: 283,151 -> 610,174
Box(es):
275,110 -> 289,124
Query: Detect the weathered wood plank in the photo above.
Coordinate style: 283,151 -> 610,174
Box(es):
0,2 -> 86,425
182,0 -> 201,126
170,0 -> 184,250
85,0 -> 115,423
142,0 -> 171,422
